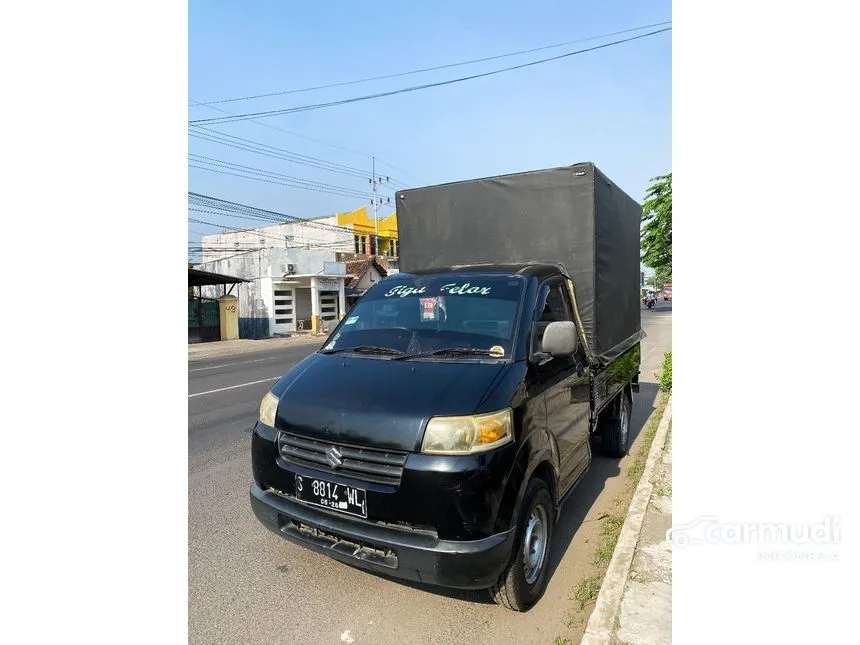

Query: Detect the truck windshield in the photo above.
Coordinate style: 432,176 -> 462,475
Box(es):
322,275 -> 525,359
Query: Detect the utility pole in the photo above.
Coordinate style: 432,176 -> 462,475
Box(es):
369,156 -> 391,256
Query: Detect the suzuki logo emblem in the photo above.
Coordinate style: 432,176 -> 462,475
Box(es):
325,446 -> 344,468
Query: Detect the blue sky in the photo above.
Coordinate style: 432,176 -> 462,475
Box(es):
188,0 -> 671,259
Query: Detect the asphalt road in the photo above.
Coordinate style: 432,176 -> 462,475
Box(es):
189,301 -> 672,645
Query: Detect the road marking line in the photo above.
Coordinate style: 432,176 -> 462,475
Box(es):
189,363 -> 231,372
188,377 -> 280,398
189,356 -> 276,372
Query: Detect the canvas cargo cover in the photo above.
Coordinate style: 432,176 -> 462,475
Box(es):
395,162 -> 644,366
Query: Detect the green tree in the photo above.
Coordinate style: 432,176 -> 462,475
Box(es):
640,173 -> 672,277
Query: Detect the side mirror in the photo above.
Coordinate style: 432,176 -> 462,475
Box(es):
541,321 -> 578,358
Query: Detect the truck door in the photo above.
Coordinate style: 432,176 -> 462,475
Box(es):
531,277 -> 591,495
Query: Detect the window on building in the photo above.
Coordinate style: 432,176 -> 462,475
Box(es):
369,235 -> 378,255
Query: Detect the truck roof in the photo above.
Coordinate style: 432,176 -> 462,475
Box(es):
393,262 -> 564,281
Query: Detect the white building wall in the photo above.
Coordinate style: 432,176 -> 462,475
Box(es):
198,248 -> 276,339
201,216 -> 354,263
357,265 -> 383,291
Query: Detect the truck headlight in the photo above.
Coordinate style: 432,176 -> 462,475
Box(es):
259,391 -> 279,427
420,408 -> 513,455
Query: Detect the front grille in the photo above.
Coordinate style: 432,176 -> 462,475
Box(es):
277,431 -> 407,486
283,519 -> 399,569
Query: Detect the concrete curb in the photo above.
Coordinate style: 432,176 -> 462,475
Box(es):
580,395 -> 673,645
188,335 -> 323,362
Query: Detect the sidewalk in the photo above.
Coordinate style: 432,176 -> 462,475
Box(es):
582,398 -> 672,645
188,334 -> 324,362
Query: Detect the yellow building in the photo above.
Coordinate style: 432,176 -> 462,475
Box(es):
336,206 -> 398,257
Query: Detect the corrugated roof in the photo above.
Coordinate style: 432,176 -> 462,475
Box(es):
188,267 -> 250,287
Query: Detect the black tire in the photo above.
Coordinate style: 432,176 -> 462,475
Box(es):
600,390 -> 632,458
490,478 -> 554,611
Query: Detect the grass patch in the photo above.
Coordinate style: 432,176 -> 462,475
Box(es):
571,574 -> 602,610
626,392 -> 669,489
602,513 -> 625,537
562,611 -> 584,629
652,420 -> 672,497
659,351 -> 672,392
554,638 -> 573,645
593,514 -> 626,567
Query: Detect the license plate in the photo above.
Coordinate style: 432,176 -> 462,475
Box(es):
294,474 -> 367,518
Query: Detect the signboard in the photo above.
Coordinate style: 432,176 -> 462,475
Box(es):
317,278 -> 339,292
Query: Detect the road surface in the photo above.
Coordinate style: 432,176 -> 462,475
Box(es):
189,302 -> 672,645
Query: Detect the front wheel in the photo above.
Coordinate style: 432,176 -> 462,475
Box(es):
490,478 -> 555,611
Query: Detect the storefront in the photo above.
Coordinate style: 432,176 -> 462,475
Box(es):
269,274 -> 347,335
196,248 -> 350,338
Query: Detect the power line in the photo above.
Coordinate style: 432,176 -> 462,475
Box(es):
189,216 -> 356,253
188,132 -> 369,181
188,207 -> 282,226
189,164 -> 383,200
190,126 -> 378,179
188,153 -> 374,199
188,193 -> 395,235
189,215 -> 350,250
188,199 -> 361,235
188,193 -> 371,235
188,192 -> 396,227
189,100 -> 424,184
190,100 -> 377,158
189,125 -> 418,188
189,28 -> 671,125
373,160 -> 422,188
188,217 -> 294,242
194,20 -> 671,106
187,192 -> 396,256
188,153 -> 370,191
189,126 -> 416,189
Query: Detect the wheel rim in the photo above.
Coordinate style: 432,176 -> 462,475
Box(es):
522,504 -> 549,585
619,402 -> 629,446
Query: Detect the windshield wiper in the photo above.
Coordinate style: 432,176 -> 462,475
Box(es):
393,347 -> 502,360
319,345 -> 404,356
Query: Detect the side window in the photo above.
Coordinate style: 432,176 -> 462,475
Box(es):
532,280 -> 572,354
543,283 -> 572,323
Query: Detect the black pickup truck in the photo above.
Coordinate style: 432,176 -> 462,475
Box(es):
249,162 -> 644,610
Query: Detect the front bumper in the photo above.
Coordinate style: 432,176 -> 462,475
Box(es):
250,483 -> 516,590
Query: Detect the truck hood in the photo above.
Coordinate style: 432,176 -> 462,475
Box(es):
271,352 -> 507,452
